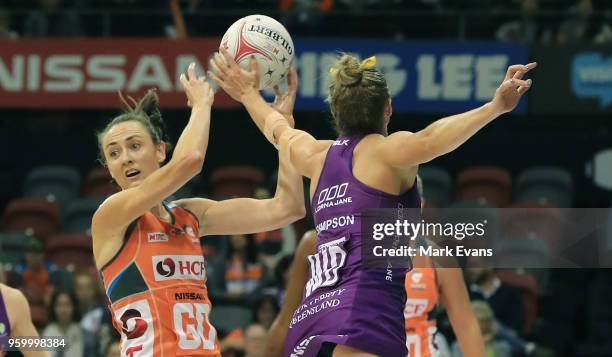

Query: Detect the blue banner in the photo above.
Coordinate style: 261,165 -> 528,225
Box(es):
287,39 -> 528,114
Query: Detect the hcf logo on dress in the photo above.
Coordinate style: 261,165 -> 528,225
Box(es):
152,255 -> 207,282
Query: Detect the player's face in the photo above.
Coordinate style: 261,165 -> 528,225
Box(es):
102,121 -> 166,190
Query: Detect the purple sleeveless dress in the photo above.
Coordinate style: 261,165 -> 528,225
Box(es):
0,288 -> 11,341
285,135 -> 421,357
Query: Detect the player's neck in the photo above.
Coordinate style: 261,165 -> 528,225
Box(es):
150,203 -> 170,221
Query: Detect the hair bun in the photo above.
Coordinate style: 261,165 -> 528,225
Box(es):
333,54 -> 363,86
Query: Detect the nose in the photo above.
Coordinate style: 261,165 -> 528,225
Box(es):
120,148 -> 134,166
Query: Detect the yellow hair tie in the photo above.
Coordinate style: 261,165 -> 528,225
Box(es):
360,56 -> 377,69
329,68 -> 338,75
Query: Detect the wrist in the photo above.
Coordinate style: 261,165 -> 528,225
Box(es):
484,101 -> 504,118
240,87 -> 260,103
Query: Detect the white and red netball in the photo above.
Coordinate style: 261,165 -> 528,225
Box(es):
220,15 -> 295,90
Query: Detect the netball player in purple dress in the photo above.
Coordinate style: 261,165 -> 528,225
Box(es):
210,49 -> 535,357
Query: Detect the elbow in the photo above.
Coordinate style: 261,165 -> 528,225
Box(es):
181,153 -> 205,176
277,198 -> 306,225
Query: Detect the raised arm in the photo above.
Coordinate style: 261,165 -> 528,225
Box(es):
209,50 -> 330,178
92,64 -> 214,236
378,63 -> 537,168
265,230 -> 317,357
175,131 -> 306,236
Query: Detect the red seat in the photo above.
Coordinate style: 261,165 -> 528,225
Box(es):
83,167 -> 119,198
3,198 -> 60,240
456,167 -> 512,207
211,166 -> 265,198
496,270 -> 539,334
46,233 -> 94,269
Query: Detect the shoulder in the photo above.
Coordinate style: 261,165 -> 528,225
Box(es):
0,284 -> 27,309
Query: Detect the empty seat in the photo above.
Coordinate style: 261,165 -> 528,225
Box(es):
63,198 -> 104,234
496,270 -> 539,334
0,232 -> 28,265
419,166 -> 452,207
23,165 -> 81,210
209,304 -> 253,335
495,237 -> 550,292
83,167 -> 119,198
442,201 -> 499,247
3,198 -> 60,240
211,166 -> 265,198
455,166 -> 512,207
46,233 -> 94,269
515,166 -> 573,207
502,202 -> 563,252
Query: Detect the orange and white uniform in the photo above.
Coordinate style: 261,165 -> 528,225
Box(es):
404,259 -> 439,357
99,201 -> 220,357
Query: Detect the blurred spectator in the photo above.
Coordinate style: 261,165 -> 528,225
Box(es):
244,323 -> 267,357
73,269 -> 107,356
253,294 -> 280,330
43,289 -> 94,357
0,8 -> 18,39
262,254 -> 293,305
24,0 -> 83,37
452,301 -> 511,357
211,234 -> 264,299
556,0 -> 596,45
496,0 -> 553,44
103,338 -> 121,357
74,270 -> 104,332
279,0 -> 333,35
465,256 -> 525,334
14,236 -> 61,305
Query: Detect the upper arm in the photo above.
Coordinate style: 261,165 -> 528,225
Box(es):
175,197 -> 301,236
377,130 -> 436,169
92,156 -> 201,237
277,127 -> 331,179
9,288 -> 52,357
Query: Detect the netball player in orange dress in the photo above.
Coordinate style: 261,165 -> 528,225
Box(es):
92,64 -> 305,357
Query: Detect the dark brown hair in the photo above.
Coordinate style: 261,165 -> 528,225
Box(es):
96,89 -> 173,165
327,54 -> 390,136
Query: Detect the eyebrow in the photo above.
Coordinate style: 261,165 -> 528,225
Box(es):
105,135 -> 143,149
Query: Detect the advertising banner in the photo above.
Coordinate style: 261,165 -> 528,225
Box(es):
531,45 -> 612,114
1,38 -> 527,113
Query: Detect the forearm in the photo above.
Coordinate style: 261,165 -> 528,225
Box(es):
272,144 -> 305,220
454,316 -> 486,357
242,90 -> 291,144
172,104 -> 211,161
424,102 -> 499,155
266,316 -> 290,357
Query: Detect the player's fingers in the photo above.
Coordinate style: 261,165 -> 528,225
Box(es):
187,62 -> 197,82
209,58 -> 227,79
220,47 -> 239,70
505,64 -> 527,80
517,79 -> 533,94
207,70 -> 228,89
213,53 -> 230,75
512,78 -> 532,88
179,73 -> 189,90
249,56 -> 259,74
288,67 -> 298,91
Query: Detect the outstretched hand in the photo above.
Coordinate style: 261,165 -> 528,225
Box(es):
272,67 -> 298,128
208,48 -> 259,102
179,62 -> 214,108
491,62 -> 537,115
